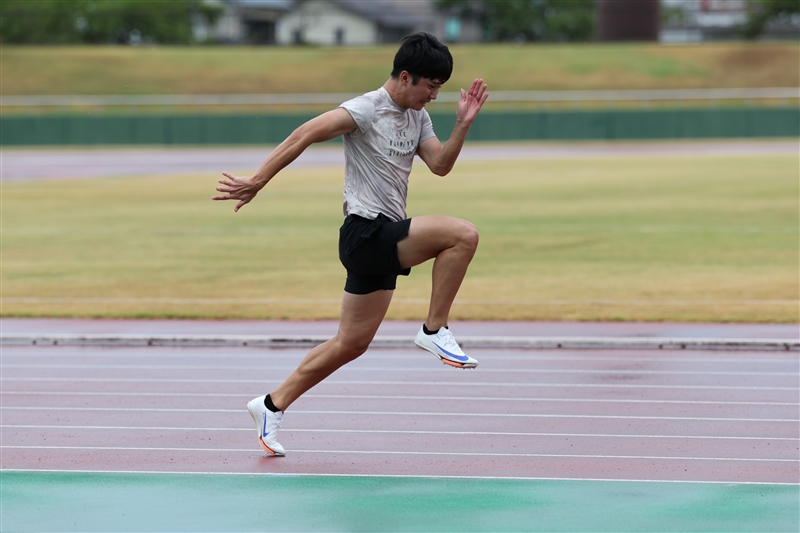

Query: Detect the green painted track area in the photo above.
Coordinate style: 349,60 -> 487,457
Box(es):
2,471 -> 798,532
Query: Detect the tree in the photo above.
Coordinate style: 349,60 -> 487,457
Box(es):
434,0 -> 596,42
741,0 -> 800,39
0,0 -> 222,44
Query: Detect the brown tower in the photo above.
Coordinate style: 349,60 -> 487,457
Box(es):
596,0 -> 661,41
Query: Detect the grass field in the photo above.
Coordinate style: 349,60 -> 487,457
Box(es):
2,42 -> 798,98
2,144 -> 797,322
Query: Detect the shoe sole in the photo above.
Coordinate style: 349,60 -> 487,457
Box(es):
258,437 -> 284,456
415,342 -> 478,369
247,402 -> 286,456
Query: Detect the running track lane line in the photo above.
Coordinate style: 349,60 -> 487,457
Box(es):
2,377 -> 796,390
3,390 -> 796,406
3,406 -> 796,422
6,362 -> 797,376
5,468 -> 798,485
5,424 -> 798,441
6,350 -> 796,363
4,445 -> 798,463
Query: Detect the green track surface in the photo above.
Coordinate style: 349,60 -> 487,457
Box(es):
2,471 -> 798,532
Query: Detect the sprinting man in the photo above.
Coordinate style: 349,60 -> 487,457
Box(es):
213,32 -> 488,456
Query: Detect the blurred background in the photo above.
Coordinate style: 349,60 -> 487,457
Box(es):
1,0 -> 798,144
1,0 -> 798,323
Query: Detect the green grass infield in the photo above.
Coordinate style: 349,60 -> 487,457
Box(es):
2,145 -> 798,322
2,42 -> 798,108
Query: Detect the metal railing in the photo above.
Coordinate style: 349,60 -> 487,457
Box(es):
1,87 -> 797,108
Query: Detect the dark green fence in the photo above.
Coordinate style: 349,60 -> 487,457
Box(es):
1,107 -> 797,146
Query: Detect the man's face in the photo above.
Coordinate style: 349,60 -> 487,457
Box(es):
401,72 -> 443,110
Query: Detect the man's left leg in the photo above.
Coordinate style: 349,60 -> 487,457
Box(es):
246,289 -> 394,455
269,289 -> 394,410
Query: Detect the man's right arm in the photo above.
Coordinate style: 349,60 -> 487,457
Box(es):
416,79 -> 488,177
214,108 -> 357,212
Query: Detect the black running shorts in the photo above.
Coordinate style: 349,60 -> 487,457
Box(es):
339,213 -> 412,294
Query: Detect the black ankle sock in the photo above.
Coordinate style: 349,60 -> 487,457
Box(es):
264,394 -> 281,413
423,324 -> 447,335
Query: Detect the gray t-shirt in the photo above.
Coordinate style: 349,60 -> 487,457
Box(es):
338,87 -> 436,222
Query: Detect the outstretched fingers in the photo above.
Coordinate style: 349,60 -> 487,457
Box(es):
469,78 -> 483,95
457,79 -> 489,124
213,172 -> 239,197
470,78 -> 489,105
212,172 -> 254,212
461,79 -> 489,107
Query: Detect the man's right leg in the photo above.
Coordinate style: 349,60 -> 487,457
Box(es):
247,289 -> 394,454
397,215 -> 480,368
397,215 -> 479,332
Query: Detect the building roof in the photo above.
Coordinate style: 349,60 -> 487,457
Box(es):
233,0 -> 293,10
331,0 -> 423,29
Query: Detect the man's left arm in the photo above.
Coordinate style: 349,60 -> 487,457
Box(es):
417,78 -> 488,176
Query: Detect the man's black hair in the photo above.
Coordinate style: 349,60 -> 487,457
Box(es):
390,32 -> 453,85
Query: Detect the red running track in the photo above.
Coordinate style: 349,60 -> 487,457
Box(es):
2,344 -> 798,483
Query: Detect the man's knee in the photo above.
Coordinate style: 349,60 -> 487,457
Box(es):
333,334 -> 371,362
457,220 -> 479,252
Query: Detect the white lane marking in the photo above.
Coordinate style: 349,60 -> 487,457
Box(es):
4,362 -> 796,377
2,390 -> 796,406
4,424 -> 798,441
4,468 -> 797,486
3,445 -> 798,462
3,351 -> 795,365
3,406 -> 796,422
2,377 -> 796,391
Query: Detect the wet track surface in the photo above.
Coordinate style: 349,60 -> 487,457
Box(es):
3,324 -> 797,483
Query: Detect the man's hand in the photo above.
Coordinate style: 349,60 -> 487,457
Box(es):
213,172 -> 264,212
417,78 -> 489,176
455,78 -> 489,126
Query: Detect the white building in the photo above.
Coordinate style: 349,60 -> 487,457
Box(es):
201,0 -> 293,44
275,0 -> 480,46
